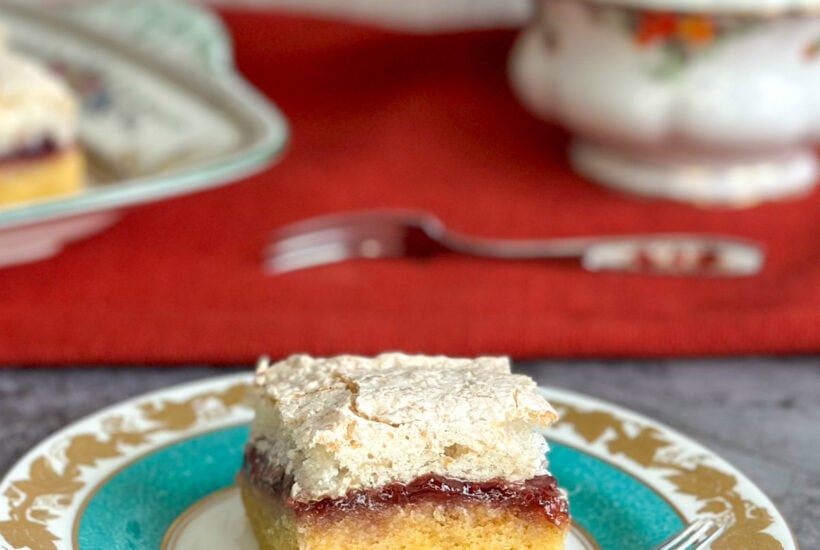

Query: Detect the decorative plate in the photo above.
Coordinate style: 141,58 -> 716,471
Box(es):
0,0 -> 288,268
0,374 -> 798,550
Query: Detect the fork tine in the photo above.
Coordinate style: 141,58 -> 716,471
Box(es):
275,209 -> 429,237
656,518 -> 708,549
266,226 -> 412,273
265,224 -> 373,274
265,242 -> 353,274
267,234 -> 412,273
267,212 -> 426,273
273,228 -> 353,254
655,518 -> 723,550
697,522 -> 726,548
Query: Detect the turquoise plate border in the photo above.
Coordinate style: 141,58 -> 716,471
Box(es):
0,373 -> 799,550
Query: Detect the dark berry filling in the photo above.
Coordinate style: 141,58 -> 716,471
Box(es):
242,444 -> 569,526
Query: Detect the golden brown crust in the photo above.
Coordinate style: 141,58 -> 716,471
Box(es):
0,146 -> 84,206
239,473 -> 569,550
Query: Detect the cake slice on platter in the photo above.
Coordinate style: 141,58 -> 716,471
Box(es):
239,353 -> 570,550
0,50 -> 84,206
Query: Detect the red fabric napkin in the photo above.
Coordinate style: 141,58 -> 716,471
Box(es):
2,11 -> 820,364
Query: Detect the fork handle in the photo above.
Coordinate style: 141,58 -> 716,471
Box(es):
441,233 -> 764,277
581,237 -> 763,277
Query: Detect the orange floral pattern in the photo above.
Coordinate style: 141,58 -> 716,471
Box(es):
592,7 -> 756,78
805,38 -> 820,60
635,13 -> 718,48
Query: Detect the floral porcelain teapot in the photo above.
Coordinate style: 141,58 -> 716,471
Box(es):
509,0 -> 820,206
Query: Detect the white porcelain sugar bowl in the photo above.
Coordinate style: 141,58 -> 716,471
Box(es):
509,0 -> 820,206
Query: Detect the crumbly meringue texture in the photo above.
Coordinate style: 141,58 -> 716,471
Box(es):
249,353 -> 559,501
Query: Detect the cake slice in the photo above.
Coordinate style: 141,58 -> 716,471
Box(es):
240,353 -> 569,550
0,51 -> 84,206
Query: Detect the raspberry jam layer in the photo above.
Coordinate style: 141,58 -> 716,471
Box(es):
242,446 -> 569,526
0,138 -> 59,164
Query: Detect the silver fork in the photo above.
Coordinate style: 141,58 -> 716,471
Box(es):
654,518 -> 726,549
264,209 -> 764,277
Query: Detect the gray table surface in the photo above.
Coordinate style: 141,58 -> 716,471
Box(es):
1,358 -> 818,549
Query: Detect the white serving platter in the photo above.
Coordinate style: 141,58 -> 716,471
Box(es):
0,0 -> 288,268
